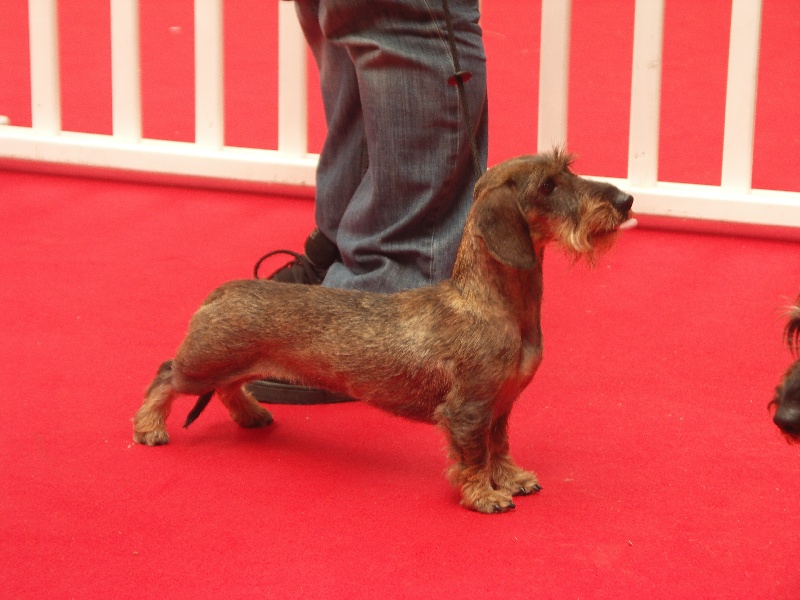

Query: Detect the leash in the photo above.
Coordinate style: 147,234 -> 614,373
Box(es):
441,0 -> 484,182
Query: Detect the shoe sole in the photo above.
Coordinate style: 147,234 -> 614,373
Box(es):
246,380 -> 355,404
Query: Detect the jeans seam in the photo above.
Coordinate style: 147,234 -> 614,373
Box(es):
421,0 -> 463,285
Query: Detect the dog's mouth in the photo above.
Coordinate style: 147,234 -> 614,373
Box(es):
782,432 -> 800,445
616,214 -> 638,231
610,192 -> 636,232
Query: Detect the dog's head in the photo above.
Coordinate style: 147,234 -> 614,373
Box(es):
472,148 -> 635,269
771,301 -> 800,443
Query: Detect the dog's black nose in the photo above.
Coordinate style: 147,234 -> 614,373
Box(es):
614,193 -> 634,214
774,403 -> 800,436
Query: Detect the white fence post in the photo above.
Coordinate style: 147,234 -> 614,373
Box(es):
627,0 -> 665,187
28,0 -> 61,134
278,1 -> 308,156
194,0 -> 225,149
720,0 -> 762,193
111,0 -> 142,141
537,0 -> 571,153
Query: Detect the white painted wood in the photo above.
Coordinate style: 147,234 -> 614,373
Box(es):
110,0 -> 142,141
537,0 -> 571,152
628,0 -> 664,187
721,0 -> 763,192
0,125 -> 317,187
278,0 -> 308,156
28,0 -> 61,134
194,0 -> 225,148
2,0 -> 798,227
596,175 -> 800,228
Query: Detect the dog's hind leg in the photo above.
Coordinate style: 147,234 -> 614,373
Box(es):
133,360 -> 180,446
488,412 -> 541,497
216,384 -> 274,429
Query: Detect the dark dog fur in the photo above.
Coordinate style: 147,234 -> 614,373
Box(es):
771,297 -> 800,442
133,148 -> 635,513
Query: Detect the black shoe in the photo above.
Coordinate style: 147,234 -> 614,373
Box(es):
254,228 -> 340,283
247,380 -> 355,405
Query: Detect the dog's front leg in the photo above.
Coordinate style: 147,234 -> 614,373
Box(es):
437,400 -> 517,514
488,412 -> 541,497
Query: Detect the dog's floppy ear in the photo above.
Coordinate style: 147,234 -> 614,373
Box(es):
474,185 -> 536,270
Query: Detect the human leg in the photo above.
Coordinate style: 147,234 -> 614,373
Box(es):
251,0 -> 487,403
315,0 -> 488,292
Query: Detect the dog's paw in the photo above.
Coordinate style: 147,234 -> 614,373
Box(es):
459,475 -> 517,514
133,429 -> 170,446
505,470 -> 542,497
464,489 -> 517,514
492,459 -> 541,497
231,407 -> 274,428
513,480 -> 542,496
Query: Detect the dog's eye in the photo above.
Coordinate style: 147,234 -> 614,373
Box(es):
539,178 -> 555,195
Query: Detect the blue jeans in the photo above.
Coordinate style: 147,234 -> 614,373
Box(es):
294,0 -> 488,292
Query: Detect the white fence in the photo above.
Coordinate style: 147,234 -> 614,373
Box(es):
1,0 -> 799,227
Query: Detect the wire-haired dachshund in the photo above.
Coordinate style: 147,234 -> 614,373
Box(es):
133,148 -> 636,513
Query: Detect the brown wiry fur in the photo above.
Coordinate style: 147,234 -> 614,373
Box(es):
133,149 -> 634,513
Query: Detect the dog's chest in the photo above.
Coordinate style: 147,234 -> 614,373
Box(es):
519,340 -> 543,380
501,319 -> 543,400
490,339 -> 542,416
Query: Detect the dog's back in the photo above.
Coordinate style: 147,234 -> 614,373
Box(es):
173,278 -> 533,423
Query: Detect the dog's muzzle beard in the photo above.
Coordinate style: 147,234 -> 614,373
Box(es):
556,195 -> 636,263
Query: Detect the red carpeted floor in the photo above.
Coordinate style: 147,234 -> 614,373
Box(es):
1,1 -> 800,599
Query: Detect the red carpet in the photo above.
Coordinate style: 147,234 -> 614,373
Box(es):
2,171 -> 799,599
1,1 -> 800,598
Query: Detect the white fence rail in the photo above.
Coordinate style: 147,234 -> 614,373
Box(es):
1,0 -> 799,227
1,0 -> 316,190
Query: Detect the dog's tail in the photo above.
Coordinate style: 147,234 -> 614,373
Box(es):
183,391 -> 215,428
